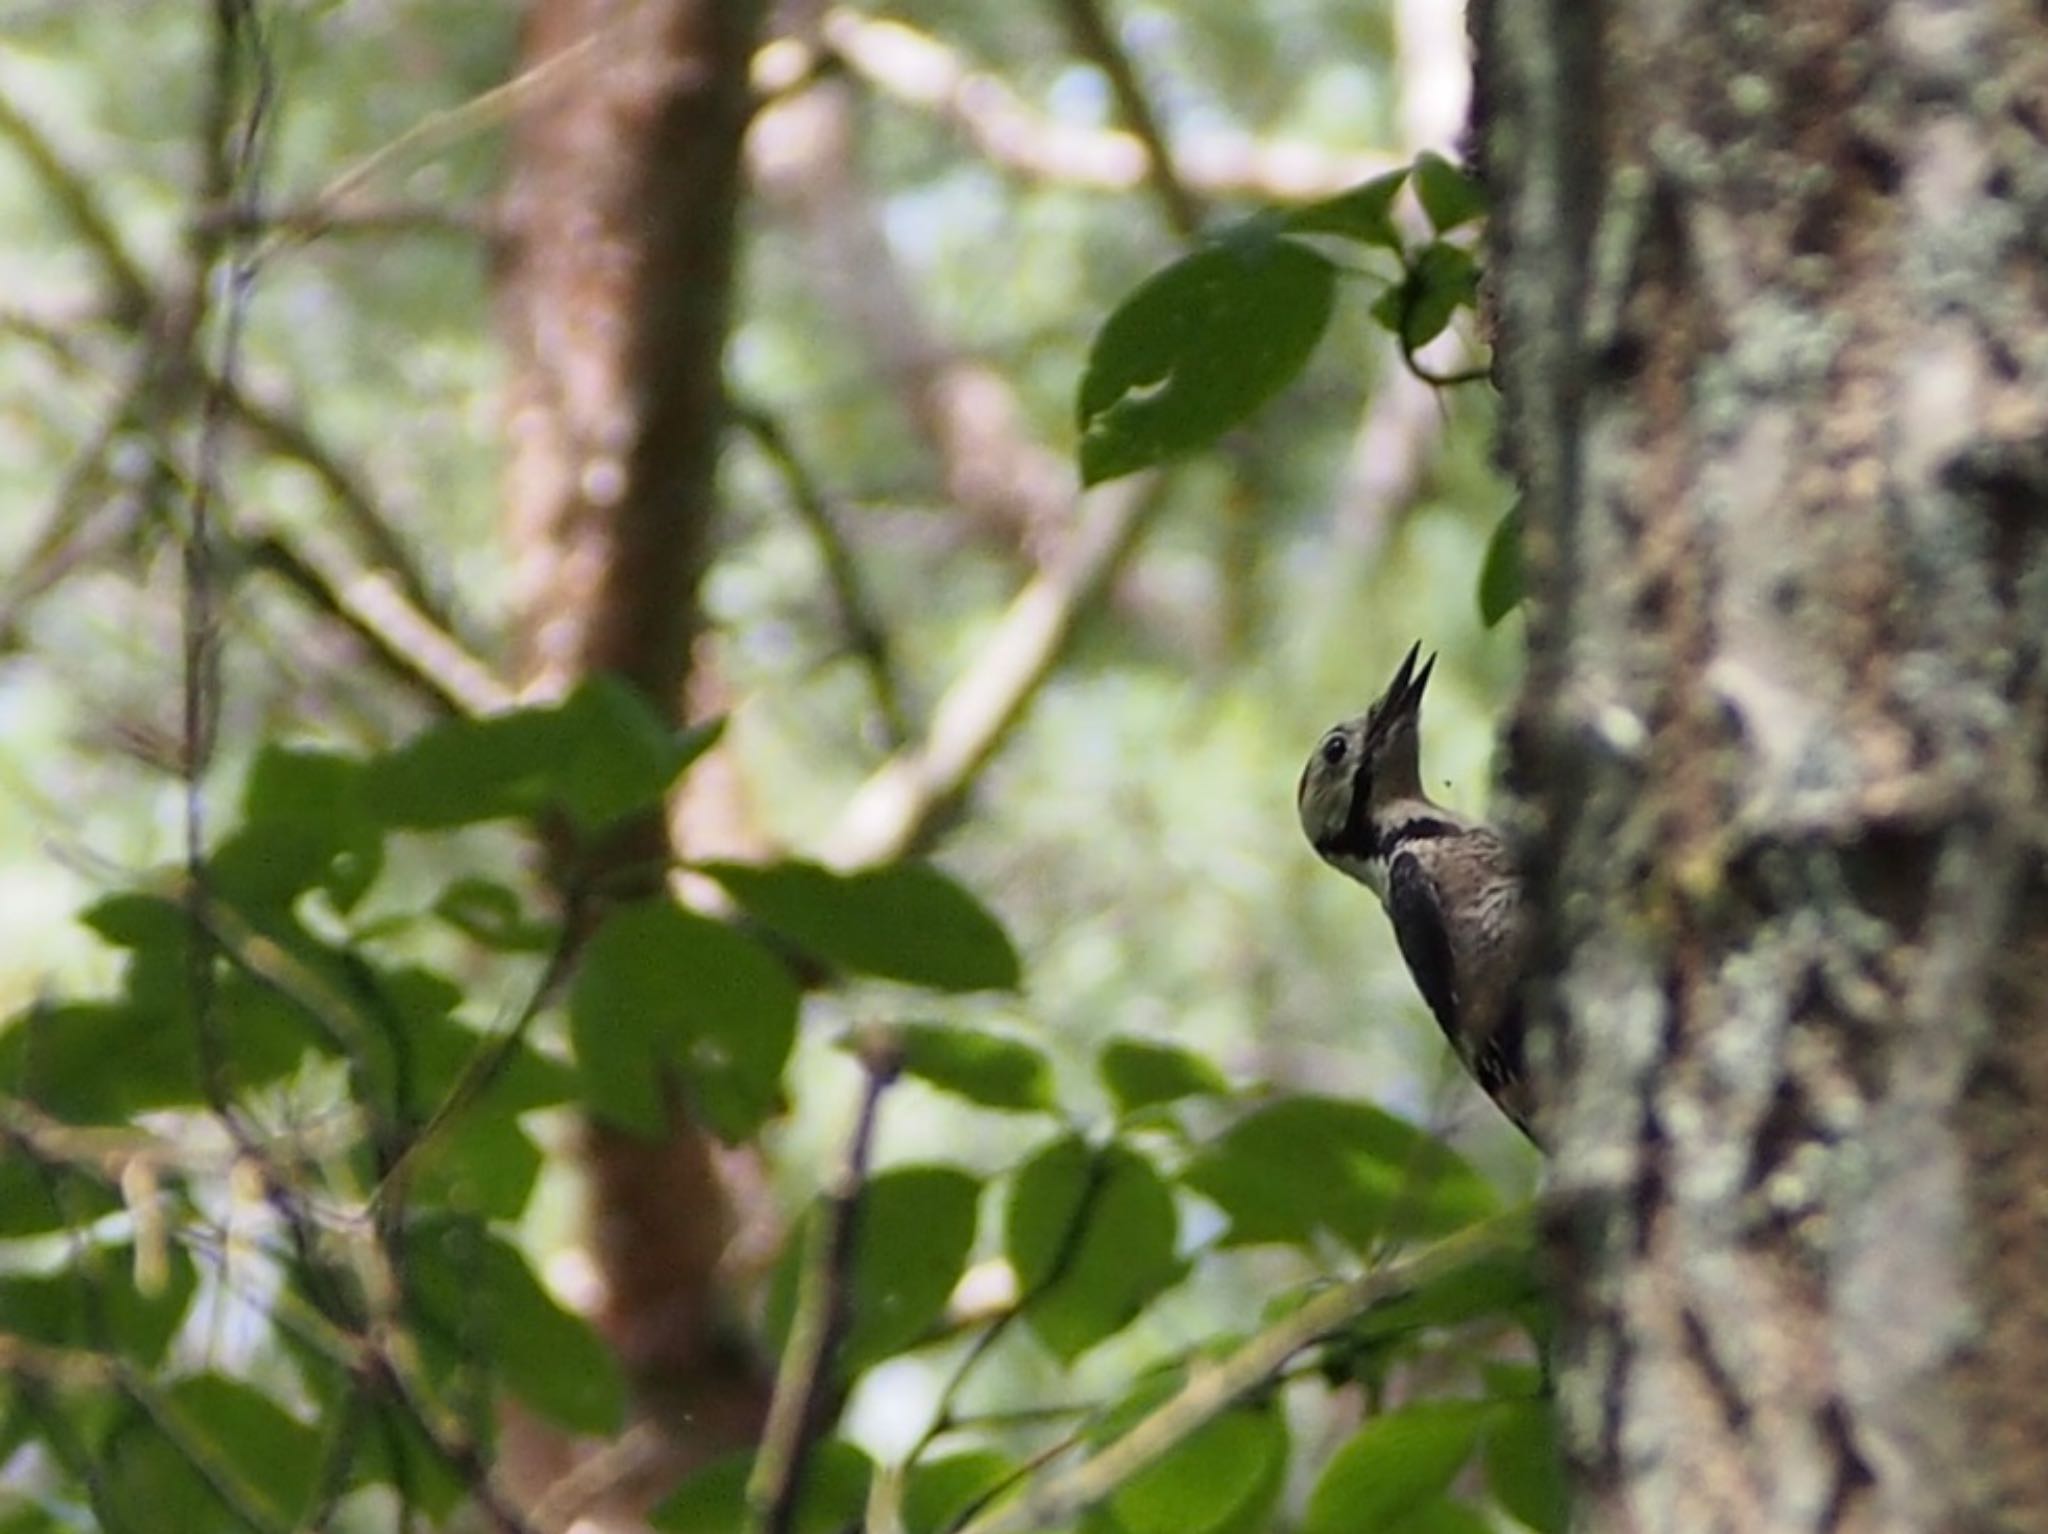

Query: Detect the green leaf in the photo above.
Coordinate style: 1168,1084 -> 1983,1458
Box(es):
1479,505 -> 1523,627
362,700 -> 567,828
1109,1408 -> 1285,1534
1098,1036 -> 1228,1115
884,1023 -> 1054,1111
1182,1096 -> 1497,1252
569,899 -> 798,1139
217,744 -> 383,912
1484,1398 -> 1570,1533
1388,1500 -> 1498,1534
0,1244 -> 196,1366
404,1006 -> 579,1119
653,1441 -> 871,1534
406,1113 -> 544,1221
843,1165 -> 982,1371
553,684 -> 720,835
0,1153 -> 120,1237
1304,1401 -> 1496,1534
1285,168 -> 1410,251
364,680 -> 720,833
0,996 -> 308,1123
1005,1136 -> 1182,1362
1413,152 -> 1486,232
1078,235 -> 1337,485
903,1450 -> 1015,1534
433,876 -> 558,952
1374,241 -> 1479,353
408,1219 -> 625,1435
1349,1244 -> 1544,1346
703,860 -> 1019,992
350,1398 -> 467,1520
102,1376 -> 319,1532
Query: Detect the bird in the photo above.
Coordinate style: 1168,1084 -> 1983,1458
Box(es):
1296,643 -> 1538,1145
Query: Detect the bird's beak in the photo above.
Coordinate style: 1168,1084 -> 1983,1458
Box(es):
1371,641 -> 1435,735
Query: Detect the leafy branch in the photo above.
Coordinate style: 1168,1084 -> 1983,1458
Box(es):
954,1207 -> 1536,1534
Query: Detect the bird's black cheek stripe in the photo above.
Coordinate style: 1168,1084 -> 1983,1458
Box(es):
1335,758 -> 1375,853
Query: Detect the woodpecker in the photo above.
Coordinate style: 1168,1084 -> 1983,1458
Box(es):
1297,643 -> 1538,1145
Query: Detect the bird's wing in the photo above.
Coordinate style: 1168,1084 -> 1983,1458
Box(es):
1385,849 -> 1461,1047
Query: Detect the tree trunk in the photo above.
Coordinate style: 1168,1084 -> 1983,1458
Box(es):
1475,2 -> 2048,1529
492,0 -> 769,1512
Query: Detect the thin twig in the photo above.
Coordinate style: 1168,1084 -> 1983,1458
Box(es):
1048,0 -> 1202,237
0,83 -> 153,321
245,528 -> 509,717
821,476 -> 1165,868
181,0 -> 272,1121
527,1421 -> 671,1534
193,198 -> 492,241
953,1208 -> 1535,1534
868,1138 -> 1119,1534
747,1033 -> 904,1534
220,376 -> 459,636
256,26 -> 615,264
732,403 -> 911,747
369,921 -> 580,1211
811,9 -> 1398,202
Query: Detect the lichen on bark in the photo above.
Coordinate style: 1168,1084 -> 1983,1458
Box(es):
1476,0 -> 2048,1528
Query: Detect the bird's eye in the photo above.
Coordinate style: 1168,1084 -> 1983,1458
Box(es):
1320,734 -> 1348,766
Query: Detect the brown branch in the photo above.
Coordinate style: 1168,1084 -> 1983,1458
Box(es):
820,475 -> 1164,869
0,140 -> 455,647
809,8 -> 1399,202
953,1208 -> 1535,1534
0,84 -> 153,322
1048,0 -> 1202,237
746,1032 -> 902,1534
527,1422 -> 671,1534
220,376 -> 461,639
0,354 -> 156,649
245,528 -> 509,717
749,69 -> 1078,562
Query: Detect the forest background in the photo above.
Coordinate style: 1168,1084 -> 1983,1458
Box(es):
1,1 -> 1551,1531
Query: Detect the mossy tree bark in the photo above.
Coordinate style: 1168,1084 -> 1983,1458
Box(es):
1474,2 -> 2048,1529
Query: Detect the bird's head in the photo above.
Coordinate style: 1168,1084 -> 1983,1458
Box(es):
1297,641 -> 1436,869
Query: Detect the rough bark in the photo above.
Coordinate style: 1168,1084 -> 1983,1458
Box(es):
493,0 -> 770,1510
1475,1 -> 2048,1530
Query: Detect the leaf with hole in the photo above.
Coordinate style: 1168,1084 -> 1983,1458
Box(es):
1078,234 -> 1337,485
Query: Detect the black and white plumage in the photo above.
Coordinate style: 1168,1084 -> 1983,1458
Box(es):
1297,644 -> 1538,1144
